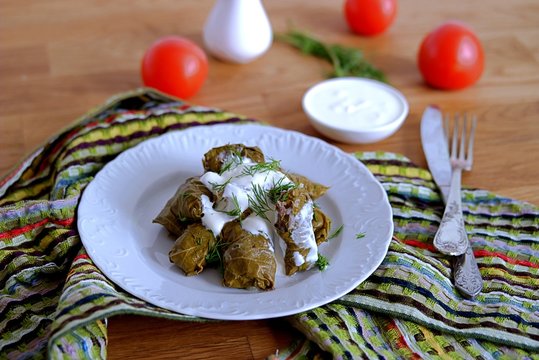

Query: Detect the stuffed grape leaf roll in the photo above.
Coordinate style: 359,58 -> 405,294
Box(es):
286,172 -> 329,200
312,207 -> 332,245
274,187 -> 318,275
169,223 -> 216,276
202,144 -> 265,173
153,205 -> 187,237
220,219 -> 276,290
153,177 -> 212,235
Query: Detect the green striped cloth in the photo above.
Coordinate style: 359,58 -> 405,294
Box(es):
0,89 -> 537,359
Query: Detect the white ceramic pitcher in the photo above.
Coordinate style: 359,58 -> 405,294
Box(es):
203,0 -> 273,64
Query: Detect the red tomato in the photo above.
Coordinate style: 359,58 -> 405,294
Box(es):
141,36 -> 208,99
344,0 -> 397,36
418,21 -> 484,90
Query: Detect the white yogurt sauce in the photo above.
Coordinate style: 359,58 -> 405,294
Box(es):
304,77 -> 406,131
199,156 -> 318,269
242,213 -> 273,244
200,194 -> 236,237
199,158 -> 293,218
292,251 -> 305,267
288,199 -> 317,267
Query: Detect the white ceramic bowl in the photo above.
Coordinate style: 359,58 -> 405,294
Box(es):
302,77 -> 409,144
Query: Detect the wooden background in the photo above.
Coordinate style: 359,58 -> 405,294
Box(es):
1,0 -> 538,358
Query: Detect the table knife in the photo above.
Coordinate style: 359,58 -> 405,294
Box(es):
420,105 -> 482,299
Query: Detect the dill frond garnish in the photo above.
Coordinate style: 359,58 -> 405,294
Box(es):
267,177 -> 297,203
217,193 -> 242,217
242,159 -> 281,176
276,30 -> 387,83
205,239 -> 225,266
356,232 -> 366,239
247,184 -> 273,222
209,177 -> 232,193
316,254 -> 329,271
219,149 -> 243,175
246,174 -> 300,221
327,225 -> 344,240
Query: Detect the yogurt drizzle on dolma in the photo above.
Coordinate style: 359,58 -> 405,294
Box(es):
199,156 -> 318,270
288,198 -> 317,266
242,212 -> 274,245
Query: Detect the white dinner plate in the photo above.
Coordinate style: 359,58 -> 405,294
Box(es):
78,124 -> 393,320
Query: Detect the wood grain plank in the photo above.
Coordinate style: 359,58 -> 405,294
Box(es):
108,316 -> 294,360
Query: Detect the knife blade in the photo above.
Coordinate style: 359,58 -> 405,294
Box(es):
420,105 -> 482,299
420,105 -> 452,202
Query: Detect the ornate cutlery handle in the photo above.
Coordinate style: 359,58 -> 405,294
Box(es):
453,246 -> 483,298
433,169 -> 468,256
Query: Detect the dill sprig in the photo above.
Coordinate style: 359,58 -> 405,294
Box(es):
209,178 -> 232,193
356,232 -> 366,239
327,224 -> 344,240
247,184 -> 273,222
205,239 -> 225,266
242,159 -> 281,177
316,254 -> 330,271
276,30 -> 387,83
247,178 -> 299,221
217,193 -> 242,217
267,178 -> 297,203
219,149 -> 243,175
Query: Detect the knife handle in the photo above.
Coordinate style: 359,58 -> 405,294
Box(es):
453,245 -> 483,299
433,169 -> 468,256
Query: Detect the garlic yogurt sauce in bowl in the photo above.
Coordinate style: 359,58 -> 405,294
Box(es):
302,77 -> 409,144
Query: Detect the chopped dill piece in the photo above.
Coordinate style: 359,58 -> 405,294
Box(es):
219,149 -> 243,175
209,177 -> 232,193
327,225 -> 344,240
247,184 -> 273,222
267,178 -> 297,203
217,193 -> 242,217
316,255 -> 329,271
246,176 -> 299,221
205,239 -> 225,266
242,159 -> 281,176
356,232 -> 366,239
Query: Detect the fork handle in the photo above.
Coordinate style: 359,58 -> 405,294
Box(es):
433,168 -> 468,256
453,245 -> 483,298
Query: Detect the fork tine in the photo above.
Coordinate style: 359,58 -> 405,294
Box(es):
451,114 -> 459,159
466,114 -> 477,170
443,113 -> 450,148
459,114 -> 467,161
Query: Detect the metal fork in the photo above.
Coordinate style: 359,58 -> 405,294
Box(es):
433,114 -> 477,256
434,113 -> 482,298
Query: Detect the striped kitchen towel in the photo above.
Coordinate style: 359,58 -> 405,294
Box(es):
281,153 -> 539,359
0,89 -> 537,359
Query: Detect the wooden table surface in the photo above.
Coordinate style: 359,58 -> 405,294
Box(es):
2,0 -> 539,358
